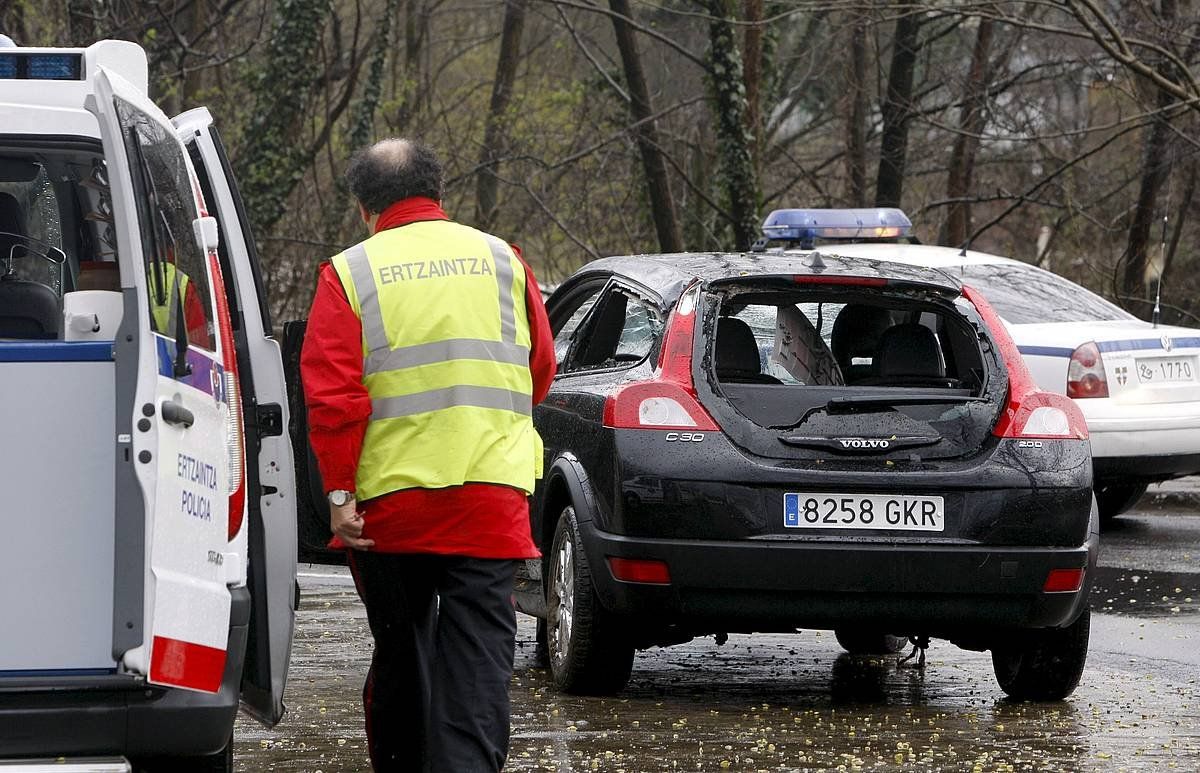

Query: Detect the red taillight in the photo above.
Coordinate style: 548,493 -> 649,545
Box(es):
1066,342 -> 1109,399
961,285 -> 1088,440
209,253 -> 246,540
603,283 -> 719,431
1043,568 -> 1085,593
608,557 -> 671,584
792,275 -> 887,286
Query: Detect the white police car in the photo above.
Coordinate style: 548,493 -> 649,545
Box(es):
757,208 -> 1200,522
1,40 -> 296,771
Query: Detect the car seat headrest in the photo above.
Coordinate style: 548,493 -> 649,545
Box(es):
830,304 -> 896,366
715,317 -> 764,377
873,323 -> 945,379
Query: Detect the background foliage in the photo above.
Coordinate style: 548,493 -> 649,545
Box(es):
6,0 -> 1200,325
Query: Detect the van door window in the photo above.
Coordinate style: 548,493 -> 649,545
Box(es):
115,97 -> 214,350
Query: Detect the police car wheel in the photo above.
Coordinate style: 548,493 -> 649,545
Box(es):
991,608 -> 1091,701
1095,482 -> 1149,524
546,505 -> 634,695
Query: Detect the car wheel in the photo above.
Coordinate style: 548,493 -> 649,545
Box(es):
1095,482 -> 1148,524
991,608 -> 1090,701
133,735 -> 232,773
546,505 -> 634,695
834,629 -> 907,655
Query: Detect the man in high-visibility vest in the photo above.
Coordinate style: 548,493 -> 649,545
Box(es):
301,138 -> 556,773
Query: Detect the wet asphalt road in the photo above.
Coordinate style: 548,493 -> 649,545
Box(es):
234,506 -> 1200,772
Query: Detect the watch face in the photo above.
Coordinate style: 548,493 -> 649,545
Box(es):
329,490 -> 351,506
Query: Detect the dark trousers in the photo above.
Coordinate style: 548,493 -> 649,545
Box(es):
348,552 -> 518,773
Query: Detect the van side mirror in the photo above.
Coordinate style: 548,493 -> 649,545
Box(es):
193,215 -> 219,254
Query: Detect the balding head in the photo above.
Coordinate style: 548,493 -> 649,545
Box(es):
345,138 -> 444,214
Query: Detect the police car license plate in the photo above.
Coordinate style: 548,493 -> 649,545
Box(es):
1134,356 -> 1196,384
783,493 -> 945,531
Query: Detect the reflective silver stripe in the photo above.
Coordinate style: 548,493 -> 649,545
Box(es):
484,235 -> 517,343
342,243 -> 390,355
371,385 -> 532,419
365,337 -> 530,374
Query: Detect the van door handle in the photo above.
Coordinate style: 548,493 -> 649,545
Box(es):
161,399 -> 195,428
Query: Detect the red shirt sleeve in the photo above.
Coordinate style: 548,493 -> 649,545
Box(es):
183,279 -> 212,350
516,251 -> 556,404
300,263 -> 372,492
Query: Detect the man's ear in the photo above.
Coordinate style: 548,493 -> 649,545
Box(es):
358,202 -> 372,224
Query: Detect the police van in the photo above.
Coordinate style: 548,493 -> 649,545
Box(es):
0,40 -> 296,771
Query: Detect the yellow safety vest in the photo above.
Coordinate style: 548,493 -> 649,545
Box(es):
330,219 -> 542,501
148,261 -> 188,335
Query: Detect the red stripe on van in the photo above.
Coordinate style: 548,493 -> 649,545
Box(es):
150,635 -> 226,693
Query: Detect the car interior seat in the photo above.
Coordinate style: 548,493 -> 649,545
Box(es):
869,323 -> 946,382
830,304 -> 897,383
715,317 -> 781,384
0,193 -> 60,340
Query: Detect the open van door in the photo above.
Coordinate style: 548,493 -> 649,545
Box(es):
87,67 -> 233,692
173,107 -> 298,725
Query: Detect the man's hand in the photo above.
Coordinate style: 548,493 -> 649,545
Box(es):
331,499 -> 375,550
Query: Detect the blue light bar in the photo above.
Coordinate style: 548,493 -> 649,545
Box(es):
0,52 -> 83,80
761,208 -> 912,244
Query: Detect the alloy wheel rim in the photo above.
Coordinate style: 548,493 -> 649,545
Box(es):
552,536 -> 575,665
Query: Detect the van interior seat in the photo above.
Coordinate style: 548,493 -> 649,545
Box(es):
872,323 -> 945,379
0,191 -> 25,265
0,276 -> 61,339
716,316 -> 781,384
0,192 -> 59,340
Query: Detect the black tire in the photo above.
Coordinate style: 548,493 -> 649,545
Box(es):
1095,482 -> 1149,524
533,616 -> 551,668
834,629 -> 907,655
546,506 -> 635,695
991,607 -> 1090,701
134,736 -> 233,773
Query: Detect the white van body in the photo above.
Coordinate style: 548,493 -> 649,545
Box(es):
0,40 -> 296,770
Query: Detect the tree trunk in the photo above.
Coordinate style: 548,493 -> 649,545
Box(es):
1123,87 -> 1174,300
475,0 -> 530,230
940,17 -> 995,247
874,7 -> 923,208
1122,0 -> 1180,301
742,0 -> 765,169
609,0 -> 683,252
347,0 -> 397,153
845,9 -> 869,206
704,0 -> 759,251
236,0 -> 334,236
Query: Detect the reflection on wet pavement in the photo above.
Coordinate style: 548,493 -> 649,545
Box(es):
235,513 -> 1200,772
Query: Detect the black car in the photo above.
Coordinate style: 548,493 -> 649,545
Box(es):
518,248 -> 1098,701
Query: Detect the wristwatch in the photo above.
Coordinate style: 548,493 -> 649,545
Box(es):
328,489 -> 354,507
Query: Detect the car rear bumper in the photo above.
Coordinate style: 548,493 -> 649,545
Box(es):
578,518 -> 1097,638
1081,400 -> 1200,459
0,588 -> 248,760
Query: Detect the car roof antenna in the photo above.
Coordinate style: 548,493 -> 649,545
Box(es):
1152,212 -> 1167,328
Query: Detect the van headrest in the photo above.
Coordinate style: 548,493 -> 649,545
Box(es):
0,276 -> 61,339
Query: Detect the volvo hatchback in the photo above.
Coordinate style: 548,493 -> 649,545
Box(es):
517,246 -> 1098,702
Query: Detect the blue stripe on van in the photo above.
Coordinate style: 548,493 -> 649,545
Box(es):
155,335 -> 225,401
0,668 -> 118,677
1018,345 -> 1074,358
0,341 -> 114,362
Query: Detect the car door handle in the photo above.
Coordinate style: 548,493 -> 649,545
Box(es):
161,399 -> 195,428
